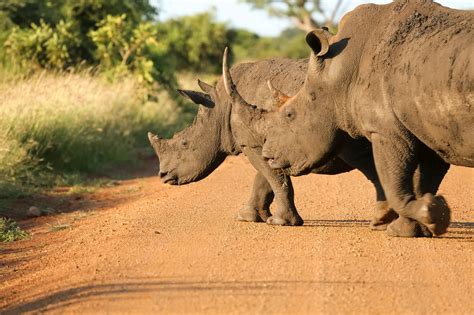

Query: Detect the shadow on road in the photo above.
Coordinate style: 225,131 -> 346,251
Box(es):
0,278 -> 370,314
303,219 -> 370,228
303,219 -> 474,240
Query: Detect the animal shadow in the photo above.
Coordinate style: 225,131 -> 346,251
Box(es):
303,219 -> 369,228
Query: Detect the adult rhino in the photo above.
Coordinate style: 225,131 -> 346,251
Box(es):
225,0 -> 473,236
149,56 -> 430,235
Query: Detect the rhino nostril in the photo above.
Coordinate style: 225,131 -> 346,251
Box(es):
159,171 -> 168,178
261,150 -> 273,161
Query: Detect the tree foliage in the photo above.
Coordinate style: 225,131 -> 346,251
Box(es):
241,0 -> 345,32
5,20 -> 80,70
156,12 -> 231,73
89,14 -> 159,84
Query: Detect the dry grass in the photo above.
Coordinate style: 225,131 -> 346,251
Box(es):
0,71 -> 188,196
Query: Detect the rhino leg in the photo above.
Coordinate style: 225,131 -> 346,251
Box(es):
414,154 -> 450,198
337,141 -> 398,230
372,134 -> 451,237
370,201 -> 398,231
243,147 -> 303,226
237,172 -> 273,222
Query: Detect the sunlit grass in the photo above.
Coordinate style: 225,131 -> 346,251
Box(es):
0,71 -> 190,197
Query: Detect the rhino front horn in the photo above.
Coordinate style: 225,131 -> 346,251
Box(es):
222,47 -> 252,109
148,132 -> 161,146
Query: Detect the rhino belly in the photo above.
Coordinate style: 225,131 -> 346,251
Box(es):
394,91 -> 474,167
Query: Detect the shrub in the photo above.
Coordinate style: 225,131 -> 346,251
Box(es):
0,217 -> 28,242
4,20 -> 80,71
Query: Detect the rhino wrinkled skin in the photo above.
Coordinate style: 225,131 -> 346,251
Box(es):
229,0 -> 473,236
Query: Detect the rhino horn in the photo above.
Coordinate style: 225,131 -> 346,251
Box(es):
306,29 -> 331,57
197,79 -> 215,94
267,80 -> 290,109
148,132 -> 162,150
177,89 -> 214,108
222,47 -> 257,109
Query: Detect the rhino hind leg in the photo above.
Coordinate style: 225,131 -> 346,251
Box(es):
386,216 -> 432,237
237,172 -> 273,222
372,133 -> 451,237
370,201 -> 398,231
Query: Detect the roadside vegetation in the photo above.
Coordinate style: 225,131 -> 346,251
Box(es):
0,217 -> 28,242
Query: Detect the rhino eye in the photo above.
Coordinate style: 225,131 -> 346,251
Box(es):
180,140 -> 188,148
285,110 -> 295,121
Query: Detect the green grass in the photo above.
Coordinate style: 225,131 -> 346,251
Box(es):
0,217 -> 28,242
0,70 -> 195,197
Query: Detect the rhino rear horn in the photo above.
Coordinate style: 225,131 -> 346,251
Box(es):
306,29 -> 330,57
267,80 -> 290,109
197,79 -> 215,94
177,89 -> 215,108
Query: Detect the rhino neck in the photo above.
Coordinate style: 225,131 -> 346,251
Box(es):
219,96 -> 241,156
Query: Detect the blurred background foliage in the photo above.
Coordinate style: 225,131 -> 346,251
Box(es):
0,0 -> 323,197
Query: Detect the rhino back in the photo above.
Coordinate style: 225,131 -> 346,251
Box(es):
336,1 -> 474,166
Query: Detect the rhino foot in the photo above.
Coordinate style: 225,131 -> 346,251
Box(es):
370,202 -> 399,231
415,194 -> 451,236
386,216 -> 433,238
237,206 -> 271,223
266,213 -> 304,226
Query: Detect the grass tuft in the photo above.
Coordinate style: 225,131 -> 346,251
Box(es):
0,217 -> 28,242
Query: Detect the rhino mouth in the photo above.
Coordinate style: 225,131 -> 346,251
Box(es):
159,171 -> 178,185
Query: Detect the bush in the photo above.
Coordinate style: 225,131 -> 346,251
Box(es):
0,217 -> 28,242
89,14 -> 161,85
4,20 -> 80,71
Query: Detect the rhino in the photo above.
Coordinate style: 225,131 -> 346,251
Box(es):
149,55 -> 432,235
225,0 -> 473,237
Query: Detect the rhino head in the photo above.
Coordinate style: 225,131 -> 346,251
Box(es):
148,80 -> 237,185
223,29 -> 346,176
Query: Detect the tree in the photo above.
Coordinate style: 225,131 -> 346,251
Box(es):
241,0 -> 346,32
156,12 -> 231,73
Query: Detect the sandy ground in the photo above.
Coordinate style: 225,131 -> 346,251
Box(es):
0,156 -> 473,314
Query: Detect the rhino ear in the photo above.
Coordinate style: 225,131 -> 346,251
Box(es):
197,79 -> 215,94
177,89 -> 215,108
267,80 -> 290,109
306,29 -> 331,57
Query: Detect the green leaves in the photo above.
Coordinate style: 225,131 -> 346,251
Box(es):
0,217 -> 28,242
4,19 -> 79,70
89,14 -> 158,84
156,12 -> 231,74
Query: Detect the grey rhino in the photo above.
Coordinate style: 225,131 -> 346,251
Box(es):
226,0 -> 473,236
149,55 -> 429,235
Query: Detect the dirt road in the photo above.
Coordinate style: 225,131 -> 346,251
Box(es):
1,156 -> 473,314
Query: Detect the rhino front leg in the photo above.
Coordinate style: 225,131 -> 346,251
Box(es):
372,133 -> 451,237
243,147 -> 303,226
238,172 -> 274,222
